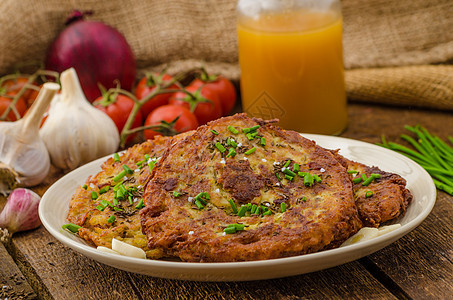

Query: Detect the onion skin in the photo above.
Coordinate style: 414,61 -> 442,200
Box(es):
45,16 -> 136,102
0,188 -> 41,234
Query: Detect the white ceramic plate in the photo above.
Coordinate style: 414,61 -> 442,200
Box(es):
39,134 -> 436,281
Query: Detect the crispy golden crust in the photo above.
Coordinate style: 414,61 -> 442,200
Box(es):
66,135 -> 177,259
331,151 -> 413,227
140,113 -> 362,262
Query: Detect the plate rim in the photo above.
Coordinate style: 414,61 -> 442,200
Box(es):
38,134 -> 437,281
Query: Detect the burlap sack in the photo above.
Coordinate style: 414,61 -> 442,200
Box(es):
0,0 -> 452,110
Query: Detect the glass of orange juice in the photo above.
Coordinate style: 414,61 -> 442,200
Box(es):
237,0 -> 347,135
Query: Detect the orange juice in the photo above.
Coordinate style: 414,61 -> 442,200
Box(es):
237,9 -> 347,134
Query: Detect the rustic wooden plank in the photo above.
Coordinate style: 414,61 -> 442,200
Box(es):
11,228 -> 140,300
0,242 -> 37,299
127,261 -> 397,300
11,226 -> 397,300
364,193 -> 453,300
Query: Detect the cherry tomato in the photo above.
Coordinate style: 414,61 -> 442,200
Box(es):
169,85 -> 222,125
134,73 -> 178,117
191,74 -> 236,115
94,93 -> 142,143
1,77 -> 40,108
0,93 -> 27,121
144,105 -> 198,140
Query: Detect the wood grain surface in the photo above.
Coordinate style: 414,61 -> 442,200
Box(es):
1,102 -> 452,300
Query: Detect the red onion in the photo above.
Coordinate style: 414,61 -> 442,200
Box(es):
45,11 -> 136,102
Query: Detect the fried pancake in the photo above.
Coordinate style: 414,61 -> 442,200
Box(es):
140,113 -> 362,262
67,135 -> 178,259
334,153 -> 413,227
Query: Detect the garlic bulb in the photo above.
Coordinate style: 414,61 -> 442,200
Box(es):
0,83 -> 60,194
40,68 -> 120,170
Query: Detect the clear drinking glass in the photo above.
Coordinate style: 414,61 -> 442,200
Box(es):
237,0 -> 347,135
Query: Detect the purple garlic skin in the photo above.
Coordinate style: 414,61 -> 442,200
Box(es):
0,188 -> 42,234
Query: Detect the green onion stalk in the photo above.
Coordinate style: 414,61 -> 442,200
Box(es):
379,125 -> 453,195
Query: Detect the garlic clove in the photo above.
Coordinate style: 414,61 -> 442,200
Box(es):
40,68 -> 120,170
97,246 -> 121,255
0,83 -> 59,193
0,188 -> 42,234
341,227 -> 379,247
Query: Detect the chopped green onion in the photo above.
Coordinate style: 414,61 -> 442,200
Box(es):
365,191 -> 374,198
123,164 -> 134,175
228,199 -> 238,214
284,174 -> 294,181
223,223 -> 245,234
304,173 -> 314,187
250,204 -> 257,214
215,142 -> 226,153
113,170 -> 127,182
282,168 -> 296,177
194,199 -> 204,209
101,199 -> 113,208
62,223 -> 81,233
91,191 -> 98,200
260,137 -> 266,146
244,147 -> 256,155
135,199 -> 145,209
113,153 -> 120,162
223,226 -> 237,234
96,205 -> 105,211
173,191 -> 182,197
227,125 -> 239,134
280,202 -> 287,213
293,163 -> 300,172
229,139 -> 238,148
371,173 -> 382,179
263,210 -> 272,216
237,205 -> 248,217
128,195 -> 133,204
226,147 -> 237,158
362,176 -> 375,186
313,174 -> 322,183
301,196 -> 307,202
211,129 -> 219,135
242,125 -> 260,133
352,177 -> 362,184
347,170 -> 358,174
361,173 -> 368,181
114,207 -> 123,212
246,132 -> 258,140
283,160 -> 291,168
82,184 -> 88,190
99,186 -> 110,194
148,160 -> 156,172
275,172 -> 281,182
107,216 -> 116,223
112,198 -> 119,206
298,172 -> 308,177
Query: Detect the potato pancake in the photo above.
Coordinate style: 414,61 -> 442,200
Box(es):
140,114 -> 362,262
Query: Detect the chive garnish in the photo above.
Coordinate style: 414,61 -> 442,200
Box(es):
283,168 -> 296,177
107,216 -> 116,223
302,196 -> 307,202
365,191 -> 374,198
361,173 -> 368,181
82,184 -> 88,190
263,210 -> 272,216
62,223 -> 81,233
347,170 -> 358,174
135,199 -> 145,209
362,176 -> 374,186
280,202 -> 287,213
96,205 -> 105,211
228,125 -> 239,134
237,205 -> 247,217
211,129 -> 219,135
99,186 -> 110,194
113,153 -> 120,162
313,174 -> 322,183
242,125 -> 260,133
223,223 -> 245,234
226,147 -> 237,158
148,160 -> 156,172
228,199 -> 238,214
113,170 -> 127,182
229,139 -> 238,148
215,142 -> 226,153
194,199 -> 204,209
275,172 -> 281,182
260,137 -> 266,146
101,199 -> 112,208
173,191 -> 182,197
285,175 -> 294,181
244,147 -> 256,155
123,164 -> 133,175
250,204 -> 257,214
304,173 -> 314,187
283,160 -> 291,168
91,191 -> 98,200
352,177 -> 362,184
293,163 -> 300,172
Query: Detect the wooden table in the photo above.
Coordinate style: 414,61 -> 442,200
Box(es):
1,102 -> 452,299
